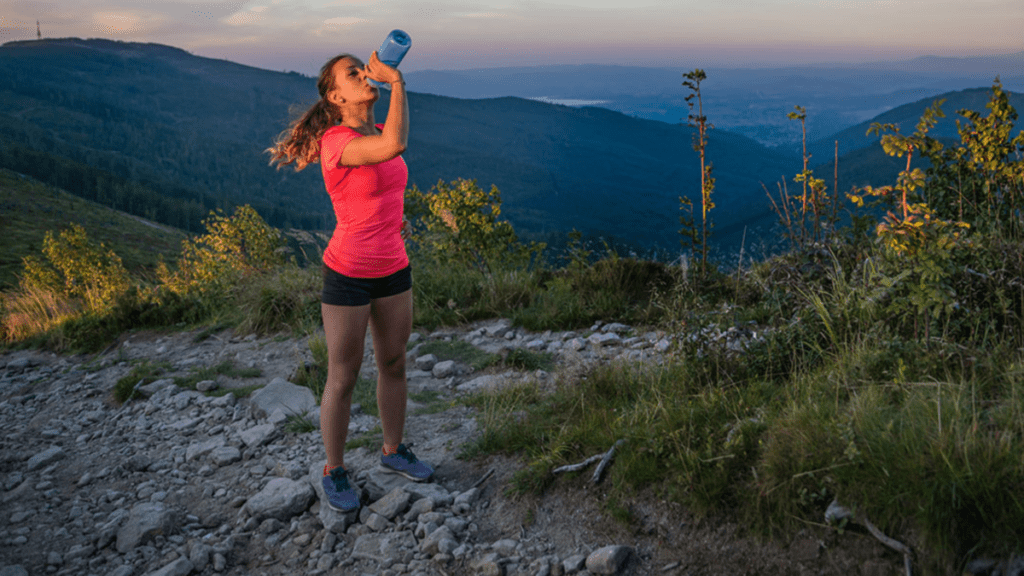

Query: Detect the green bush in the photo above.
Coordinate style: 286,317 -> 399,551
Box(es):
160,205 -> 285,296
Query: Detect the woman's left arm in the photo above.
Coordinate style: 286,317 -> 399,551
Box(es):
338,52 -> 409,167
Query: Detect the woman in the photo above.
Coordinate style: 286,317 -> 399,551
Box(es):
267,51 -> 433,513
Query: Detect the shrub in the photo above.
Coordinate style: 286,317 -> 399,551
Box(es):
160,205 -> 285,295
21,223 -> 130,313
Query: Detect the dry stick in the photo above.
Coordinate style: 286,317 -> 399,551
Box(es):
471,468 -> 495,489
552,454 -> 604,474
592,439 -> 625,484
859,515 -> 914,576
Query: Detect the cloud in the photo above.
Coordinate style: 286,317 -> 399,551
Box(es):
223,6 -> 268,27
455,12 -> 508,19
91,11 -> 167,36
323,17 -> 367,26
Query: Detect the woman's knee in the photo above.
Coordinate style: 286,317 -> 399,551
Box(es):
324,365 -> 360,397
376,352 -> 406,378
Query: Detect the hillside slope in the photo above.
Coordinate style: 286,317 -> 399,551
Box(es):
0,169 -> 186,289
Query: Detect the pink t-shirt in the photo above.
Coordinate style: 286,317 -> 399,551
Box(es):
319,124 -> 409,278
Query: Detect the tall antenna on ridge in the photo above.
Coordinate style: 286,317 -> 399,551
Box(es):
37,21 -> 42,40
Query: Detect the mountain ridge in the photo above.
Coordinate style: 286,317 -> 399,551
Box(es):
0,37 -> 801,255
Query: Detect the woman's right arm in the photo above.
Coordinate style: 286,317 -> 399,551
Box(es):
339,52 -> 409,167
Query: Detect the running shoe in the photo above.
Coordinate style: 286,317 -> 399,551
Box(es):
321,466 -> 359,512
380,444 -> 434,482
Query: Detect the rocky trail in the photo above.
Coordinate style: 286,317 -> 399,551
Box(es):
1,319 -> 911,576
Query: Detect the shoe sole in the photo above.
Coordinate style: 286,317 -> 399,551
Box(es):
378,464 -> 432,482
324,501 -> 360,513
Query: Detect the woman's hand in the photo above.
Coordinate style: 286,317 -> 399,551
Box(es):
365,51 -> 403,86
400,216 -> 412,241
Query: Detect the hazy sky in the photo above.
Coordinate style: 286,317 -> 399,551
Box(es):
2,0 -> 1022,75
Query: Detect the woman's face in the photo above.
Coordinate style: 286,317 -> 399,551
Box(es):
327,56 -> 378,107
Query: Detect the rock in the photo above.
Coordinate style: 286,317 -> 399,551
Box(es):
432,360 -> 456,379
249,377 -> 316,419
484,320 -> 512,337
421,526 -> 456,555
64,544 -> 94,562
0,567 -> 28,576
586,545 -> 632,575
189,543 -> 213,572
654,339 -> 672,352
824,499 -> 852,524
492,538 -> 518,557
26,446 -> 64,471
185,437 -> 225,461
368,487 -> 411,520
404,497 -> 435,522
144,558 -> 193,576
526,339 -> 547,350
587,333 -> 622,346
567,338 -> 586,351
470,554 -> 505,576
350,531 -> 417,563
567,552 -> 592,574
116,502 -> 177,553
364,512 -> 391,532
456,374 -> 503,393
239,423 -> 278,448
414,354 -> 438,371
601,323 -> 631,334
195,379 -> 218,392
454,487 -> 480,507
243,477 -> 314,522
107,566 -> 133,576
210,446 -> 242,467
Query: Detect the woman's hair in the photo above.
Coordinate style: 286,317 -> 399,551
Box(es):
266,54 -> 355,171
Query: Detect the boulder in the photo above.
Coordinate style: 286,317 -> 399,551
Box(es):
249,377 -> 316,419
243,477 -> 314,522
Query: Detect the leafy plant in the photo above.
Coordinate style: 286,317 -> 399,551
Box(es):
680,69 -> 715,278
405,178 -> 546,276
21,223 -> 131,313
159,205 -> 285,296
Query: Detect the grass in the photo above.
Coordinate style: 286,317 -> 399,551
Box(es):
459,277 -> 1024,572
113,359 -> 262,404
416,339 -> 501,371
409,389 -> 453,415
173,361 -> 262,391
113,360 -> 173,403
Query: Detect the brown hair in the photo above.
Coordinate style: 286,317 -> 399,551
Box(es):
266,54 -> 356,171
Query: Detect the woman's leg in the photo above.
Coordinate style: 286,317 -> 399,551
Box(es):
368,289 -> 413,449
320,302 -> 372,470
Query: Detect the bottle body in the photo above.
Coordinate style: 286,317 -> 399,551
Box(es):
369,29 -> 411,89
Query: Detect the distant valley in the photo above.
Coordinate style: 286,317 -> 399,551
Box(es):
404,54 -> 1024,150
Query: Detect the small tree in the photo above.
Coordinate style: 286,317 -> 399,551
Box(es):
21,223 -> 130,312
923,79 -> 1024,239
851,100 -> 970,341
680,69 -> 715,277
405,178 -> 545,275
160,205 -> 285,295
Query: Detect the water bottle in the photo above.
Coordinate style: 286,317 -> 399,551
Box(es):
369,29 -> 411,89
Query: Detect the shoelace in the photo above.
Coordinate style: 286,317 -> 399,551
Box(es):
329,468 -> 352,490
396,445 -> 418,463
